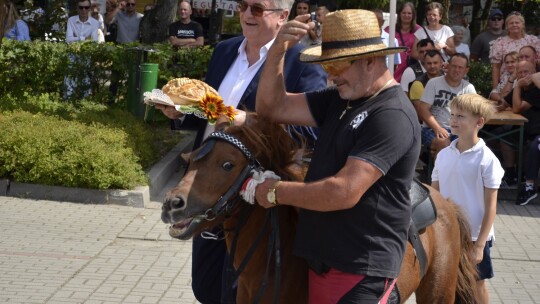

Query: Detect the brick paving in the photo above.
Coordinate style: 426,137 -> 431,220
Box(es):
1,188 -> 539,303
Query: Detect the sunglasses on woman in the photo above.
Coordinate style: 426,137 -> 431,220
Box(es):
237,1 -> 283,17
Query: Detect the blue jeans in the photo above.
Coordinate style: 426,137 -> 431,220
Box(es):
421,127 -> 457,147
476,240 -> 494,280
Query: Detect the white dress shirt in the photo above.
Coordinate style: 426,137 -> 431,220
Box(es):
203,38 -> 275,139
65,15 -> 100,43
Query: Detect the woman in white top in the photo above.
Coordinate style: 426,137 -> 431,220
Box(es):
412,2 -> 455,62
452,25 -> 470,59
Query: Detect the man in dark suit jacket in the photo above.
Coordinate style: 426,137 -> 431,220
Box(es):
156,1 -> 326,302
180,34 -> 326,149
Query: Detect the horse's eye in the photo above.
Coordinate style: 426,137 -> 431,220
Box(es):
222,162 -> 234,171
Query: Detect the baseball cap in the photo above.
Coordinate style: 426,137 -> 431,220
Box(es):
489,9 -> 503,18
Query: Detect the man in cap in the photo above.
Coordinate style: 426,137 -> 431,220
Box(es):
254,9 -> 421,302
470,9 -> 505,63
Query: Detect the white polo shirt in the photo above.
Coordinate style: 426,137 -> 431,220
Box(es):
432,138 -> 504,241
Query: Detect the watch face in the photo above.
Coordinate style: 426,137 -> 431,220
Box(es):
267,191 -> 276,204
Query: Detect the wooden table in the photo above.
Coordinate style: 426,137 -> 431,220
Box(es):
481,110 -> 528,186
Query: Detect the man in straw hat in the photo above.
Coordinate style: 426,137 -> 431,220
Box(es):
254,9 -> 421,302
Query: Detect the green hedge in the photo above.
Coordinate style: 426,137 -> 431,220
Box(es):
468,61 -> 492,98
0,39 -> 213,104
0,111 -> 147,189
0,94 -> 185,189
0,40 -> 211,189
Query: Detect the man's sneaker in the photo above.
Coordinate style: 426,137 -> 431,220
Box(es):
516,186 -> 537,206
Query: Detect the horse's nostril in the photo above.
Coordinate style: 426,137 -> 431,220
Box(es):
170,196 -> 186,209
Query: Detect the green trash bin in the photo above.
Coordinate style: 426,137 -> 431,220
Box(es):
139,63 -> 159,122
126,63 -> 159,121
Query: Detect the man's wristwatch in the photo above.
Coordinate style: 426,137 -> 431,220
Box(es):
267,181 -> 281,206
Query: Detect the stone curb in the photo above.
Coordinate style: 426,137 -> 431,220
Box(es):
0,131 -> 195,208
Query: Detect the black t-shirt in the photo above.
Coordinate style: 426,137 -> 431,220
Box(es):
168,20 -> 203,39
521,86 -> 540,136
294,85 -> 421,278
504,85 -> 540,136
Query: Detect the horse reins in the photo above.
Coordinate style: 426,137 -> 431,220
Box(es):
185,131 -> 261,222
200,131 -> 282,304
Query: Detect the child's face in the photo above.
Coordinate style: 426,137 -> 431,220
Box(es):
449,107 -> 482,137
505,57 -> 517,72
316,10 -> 327,23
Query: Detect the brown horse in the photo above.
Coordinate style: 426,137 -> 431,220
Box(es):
161,114 -> 479,304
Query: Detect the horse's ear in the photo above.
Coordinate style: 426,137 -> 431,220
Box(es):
193,140 -> 216,162
180,152 -> 191,163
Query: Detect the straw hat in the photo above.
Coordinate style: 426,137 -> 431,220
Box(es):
300,9 -> 406,63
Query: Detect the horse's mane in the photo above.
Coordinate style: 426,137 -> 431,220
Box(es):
225,113 -> 304,182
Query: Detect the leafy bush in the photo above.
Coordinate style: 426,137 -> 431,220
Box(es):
148,44 -> 214,87
0,40 -> 210,189
0,111 -> 148,189
468,61 -> 492,98
21,0 -> 68,42
0,40 -> 213,104
0,94 -> 184,189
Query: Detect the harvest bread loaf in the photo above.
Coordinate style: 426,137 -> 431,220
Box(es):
162,78 -> 219,106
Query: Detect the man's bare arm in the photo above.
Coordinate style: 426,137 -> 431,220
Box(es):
256,19 -> 317,127
256,157 -> 382,211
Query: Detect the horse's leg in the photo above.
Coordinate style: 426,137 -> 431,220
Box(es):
396,244 -> 422,303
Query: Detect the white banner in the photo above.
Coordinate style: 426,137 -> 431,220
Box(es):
192,0 -> 237,11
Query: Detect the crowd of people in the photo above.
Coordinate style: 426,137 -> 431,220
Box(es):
4,0 -> 540,302
391,4 -> 540,207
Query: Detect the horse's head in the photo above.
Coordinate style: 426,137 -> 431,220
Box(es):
161,113 -> 302,240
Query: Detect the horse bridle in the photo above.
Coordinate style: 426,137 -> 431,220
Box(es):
195,131 -> 281,304
196,131 -> 262,221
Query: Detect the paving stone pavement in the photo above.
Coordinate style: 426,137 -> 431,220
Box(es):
1,188 -> 539,303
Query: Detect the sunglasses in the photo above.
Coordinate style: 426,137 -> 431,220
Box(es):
78,5 -> 90,10
320,60 -> 354,75
490,17 -> 502,21
508,11 -> 522,16
237,1 -> 283,17
126,3 -> 136,6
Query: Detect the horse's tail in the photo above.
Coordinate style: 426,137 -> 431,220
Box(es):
453,203 -> 480,304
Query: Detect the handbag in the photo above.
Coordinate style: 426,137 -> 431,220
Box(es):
398,31 -> 418,67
